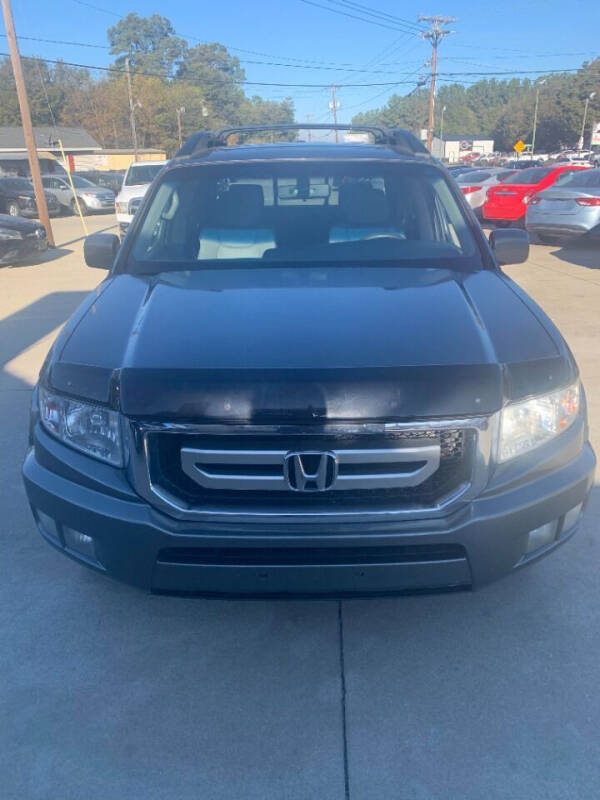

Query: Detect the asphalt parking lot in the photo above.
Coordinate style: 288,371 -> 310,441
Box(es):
1,215 -> 599,800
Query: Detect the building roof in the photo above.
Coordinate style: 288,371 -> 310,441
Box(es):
0,126 -> 101,152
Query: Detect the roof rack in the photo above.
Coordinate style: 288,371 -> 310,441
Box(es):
176,124 -> 430,158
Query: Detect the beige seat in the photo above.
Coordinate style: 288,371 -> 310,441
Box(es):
329,183 -> 404,243
198,184 -> 275,259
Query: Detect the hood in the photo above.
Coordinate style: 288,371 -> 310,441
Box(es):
79,185 -> 115,196
52,267 -> 573,422
115,183 -> 151,203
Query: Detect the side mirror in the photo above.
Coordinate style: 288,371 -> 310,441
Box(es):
83,232 -> 120,270
489,228 -> 529,265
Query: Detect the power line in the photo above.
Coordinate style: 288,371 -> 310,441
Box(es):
0,33 -> 110,49
0,51 -> 434,87
322,0 -> 424,32
297,0 -> 421,35
2,50 -> 588,87
342,67 -> 428,113
70,0 -> 121,17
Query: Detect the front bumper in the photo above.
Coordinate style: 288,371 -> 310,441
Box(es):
483,202 -> 525,222
83,196 -> 115,212
526,216 -> 600,238
0,235 -> 47,264
22,422 -> 596,596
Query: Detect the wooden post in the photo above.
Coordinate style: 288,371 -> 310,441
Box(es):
1,0 -> 54,245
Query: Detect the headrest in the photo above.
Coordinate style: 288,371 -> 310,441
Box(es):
215,184 -> 265,226
338,183 -> 390,225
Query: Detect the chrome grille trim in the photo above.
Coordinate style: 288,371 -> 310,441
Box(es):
180,444 -> 440,492
126,417 -> 496,524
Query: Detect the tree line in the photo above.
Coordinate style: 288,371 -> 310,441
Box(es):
0,11 -> 597,155
353,59 -> 600,152
0,13 -> 294,156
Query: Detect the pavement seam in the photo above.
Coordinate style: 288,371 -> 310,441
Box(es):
337,600 -> 351,800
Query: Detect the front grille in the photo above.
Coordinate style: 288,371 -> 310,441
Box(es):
157,543 -> 467,566
146,428 -> 475,513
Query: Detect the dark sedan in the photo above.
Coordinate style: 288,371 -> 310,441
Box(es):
0,176 -> 60,218
0,214 -> 47,265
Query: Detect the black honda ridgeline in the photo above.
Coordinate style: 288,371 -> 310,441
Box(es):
23,125 -> 595,596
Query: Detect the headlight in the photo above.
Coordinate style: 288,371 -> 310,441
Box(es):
0,228 -> 21,239
39,387 -> 123,466
498,381 -> 580,462
18,195 -> 35,205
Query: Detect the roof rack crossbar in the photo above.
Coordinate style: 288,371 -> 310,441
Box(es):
176,124 -> 430,157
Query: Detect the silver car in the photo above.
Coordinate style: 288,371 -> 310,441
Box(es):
455,168 -> 516,216
41,174 -> 115,215
525,169 -> 600,243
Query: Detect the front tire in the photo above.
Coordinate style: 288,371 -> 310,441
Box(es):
71,198 -> 88,216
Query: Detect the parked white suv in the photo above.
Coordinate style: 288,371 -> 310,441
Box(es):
115,160 -> 167,234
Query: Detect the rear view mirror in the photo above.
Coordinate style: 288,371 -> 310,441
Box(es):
83,233 -> 120,270
489,228 -> 529,265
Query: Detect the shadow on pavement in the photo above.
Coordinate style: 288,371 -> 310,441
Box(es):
6,247 -> 72,268
57,220 -> 117,248
0,291 -> 90,392
550,238 -> 600,270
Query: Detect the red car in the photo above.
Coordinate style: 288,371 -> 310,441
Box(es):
483,165 -> 588,225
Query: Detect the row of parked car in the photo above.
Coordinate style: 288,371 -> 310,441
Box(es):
0,172 -> 120,219
462,149 -> 599,170
449,164 -> 600,243
0,161 -> 169,265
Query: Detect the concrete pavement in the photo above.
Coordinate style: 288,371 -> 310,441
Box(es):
1,216 -> 598,799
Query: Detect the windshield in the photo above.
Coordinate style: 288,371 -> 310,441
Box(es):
128,162 -> 482,273
503,167 -> 554,184
554,169 -> 600,187
457,170 -> 491,182
0,177 -> 33,192
125,164 -> 164,186
70,176 -> 96,188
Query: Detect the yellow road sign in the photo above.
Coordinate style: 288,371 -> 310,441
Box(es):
513,139 -> 526,154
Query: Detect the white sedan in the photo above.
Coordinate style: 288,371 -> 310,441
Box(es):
455,168 -> 517,216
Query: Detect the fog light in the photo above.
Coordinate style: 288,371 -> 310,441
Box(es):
36,510 -> 59,540
63,527 -> 96,560
562,503 -> 583,532
526,520 -> 559,554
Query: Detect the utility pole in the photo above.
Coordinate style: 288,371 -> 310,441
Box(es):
418,15 -> 456,153
125,57 -> 139,162
578,92 -> 596,150
1,0 -> 54,245
176,106 -> 185,149
531,79 -> 546,157
306,113 -> 313,142
440,104 -> 447,157
329,86 -> 340,142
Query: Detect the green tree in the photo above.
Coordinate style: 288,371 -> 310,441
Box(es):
108,13 -> 186,75
177,43 -> 246,125
353,89 -> 430,133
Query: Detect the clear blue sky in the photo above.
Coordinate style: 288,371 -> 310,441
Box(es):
4,0 -> 599,123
